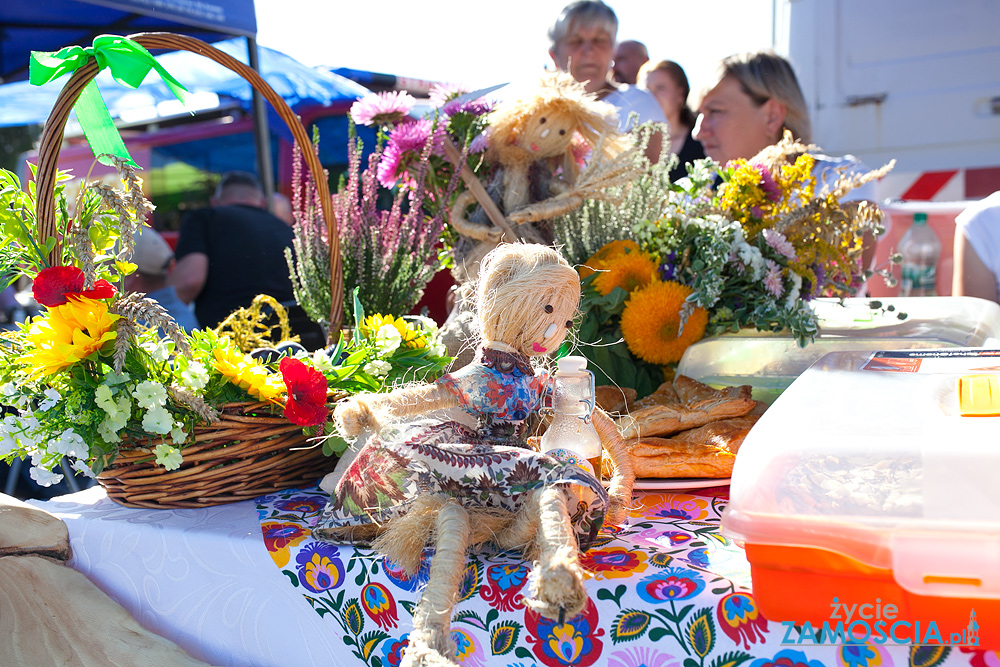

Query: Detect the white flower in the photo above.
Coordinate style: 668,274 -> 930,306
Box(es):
132,381 -> 168,409
784,272 -> 803,310
0,431 -> 16,457
71,459 -> 96,479
141,338 -> 172,363
0,382 -> 15,398
48,428 -> 88,458
97,420 -> 122,444
38,388 -> 61,411
179,361 -> 209,390
309,350 -> 335,374
153,444 -> 184,471
142,405 -> 174,435
29,466 -> 63,487
363,360 -> 392,377
375,324 -> 402,356
95,385 -> 117,413
170,423 -> 187,445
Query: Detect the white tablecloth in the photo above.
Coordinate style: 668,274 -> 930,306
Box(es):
30,487 -> 346,667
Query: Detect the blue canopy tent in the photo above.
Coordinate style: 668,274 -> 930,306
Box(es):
0,0 -> 257,84
0,0 -> 290,200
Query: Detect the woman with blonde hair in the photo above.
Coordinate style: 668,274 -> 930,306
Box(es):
694,50 -> 874,201
638,59 -> 705,181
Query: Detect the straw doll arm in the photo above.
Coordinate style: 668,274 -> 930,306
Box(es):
593,407 -> 635,526
334,384 -> 461,438
449,190 -> 504,242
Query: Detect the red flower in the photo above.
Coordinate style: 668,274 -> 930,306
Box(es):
279,356 -> 329,426
32,266 -> 116,307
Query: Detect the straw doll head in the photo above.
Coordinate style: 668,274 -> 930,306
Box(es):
474,243 -> 580,357
487,71 -> 626,183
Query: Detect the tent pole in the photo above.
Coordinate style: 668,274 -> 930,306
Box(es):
246,36 -> 275,208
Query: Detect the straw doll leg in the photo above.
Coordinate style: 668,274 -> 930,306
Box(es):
399,499 -> 471,667
523,485 -> 589,620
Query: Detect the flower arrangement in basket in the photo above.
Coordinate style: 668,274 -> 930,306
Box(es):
0,33 -> 454,507
560,133 -> 897,396
0,158 -> 336,501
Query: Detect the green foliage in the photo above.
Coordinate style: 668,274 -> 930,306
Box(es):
553,122 -> 674,267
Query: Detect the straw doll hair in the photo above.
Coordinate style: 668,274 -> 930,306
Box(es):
475,243 -> 580,352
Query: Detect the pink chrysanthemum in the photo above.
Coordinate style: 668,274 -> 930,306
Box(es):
763,259 -> 784,298
428,83 -> 466,108
752,161 -> 781,202
350,91 -> 416,127
763,228 -> 797,260
377,119 -> 444,188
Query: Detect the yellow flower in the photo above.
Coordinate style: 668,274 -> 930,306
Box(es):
212,344 -> 285,404
620,281 -> 708,364
22,296 -> 118,377
580,240 -> 642,278
361,314 -> 426,349
592,249 -> 659,296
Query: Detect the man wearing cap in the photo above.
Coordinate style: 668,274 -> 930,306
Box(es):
127,226 -> 199,333
168,172 -> 296,329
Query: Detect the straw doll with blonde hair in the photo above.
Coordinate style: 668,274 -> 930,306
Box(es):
449,71 -> 640,285
313,243 -> 635,667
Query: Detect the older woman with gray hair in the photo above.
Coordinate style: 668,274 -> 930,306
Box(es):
547,0 -> 664,163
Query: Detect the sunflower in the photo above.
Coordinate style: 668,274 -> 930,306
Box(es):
579,239 -> 642,278
212,344 -> 285,404
620,281 -> 708,364
22,296 -> 118,377
361,314 -> 426,349
592,250 -> 659,296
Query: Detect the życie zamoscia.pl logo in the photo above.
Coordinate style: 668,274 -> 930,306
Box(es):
780,598 -> 980,646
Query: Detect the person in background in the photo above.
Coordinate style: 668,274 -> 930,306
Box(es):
693,51 -> 875,201
548,0 -> 665,163
271,191 -> 295,226
638,59 -> 705,181
126,226 -> 199,333
168,171 -> 296,329
953,191 -> 1000,303
693,50 -> 881,274
612,39 -> 648,85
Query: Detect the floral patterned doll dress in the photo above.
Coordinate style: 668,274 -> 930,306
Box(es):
313,347 -> 609,550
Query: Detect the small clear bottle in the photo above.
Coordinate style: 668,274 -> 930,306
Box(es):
539,356 -> 603,482
899,212 -> 941,297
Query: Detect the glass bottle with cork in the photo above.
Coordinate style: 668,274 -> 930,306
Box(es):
539,355 -> 603,483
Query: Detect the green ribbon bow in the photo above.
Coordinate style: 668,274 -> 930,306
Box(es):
30,35 -> 190,167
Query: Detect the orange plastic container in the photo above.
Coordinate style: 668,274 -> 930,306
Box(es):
724,349 -> 1000,649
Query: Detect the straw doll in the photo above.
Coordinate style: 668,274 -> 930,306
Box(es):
448,71 -> 638,286
313,243 -> 634,667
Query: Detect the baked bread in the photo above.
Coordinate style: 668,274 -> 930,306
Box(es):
627,416 -> 760,478
594,385 -> 637,415
615,379 -> 755,439
630,381 -> 680,410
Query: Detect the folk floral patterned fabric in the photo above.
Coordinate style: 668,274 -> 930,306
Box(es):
311,347 -> 608,549
256,485 -> 984,667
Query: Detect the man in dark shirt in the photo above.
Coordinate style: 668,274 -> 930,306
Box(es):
168,172 -> 295,329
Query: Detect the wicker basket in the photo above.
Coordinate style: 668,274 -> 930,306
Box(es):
33,33 -> 346,508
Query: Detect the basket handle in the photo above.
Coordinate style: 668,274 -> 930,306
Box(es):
33,32 -> 344,333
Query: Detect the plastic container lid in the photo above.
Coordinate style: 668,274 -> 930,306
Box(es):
914,212 -> 928,224
723,348 -> 1000,599
677,296 -> 1000,403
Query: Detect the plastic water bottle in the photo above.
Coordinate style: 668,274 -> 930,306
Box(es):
898,212 -> 941,297
539,356 -> 603,482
